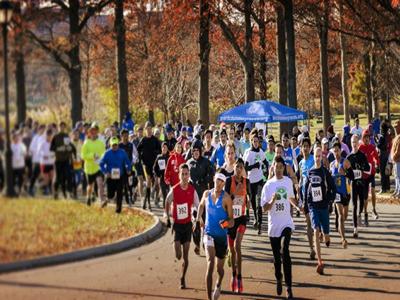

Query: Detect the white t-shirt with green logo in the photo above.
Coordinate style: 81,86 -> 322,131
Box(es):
261,176 -> 295,237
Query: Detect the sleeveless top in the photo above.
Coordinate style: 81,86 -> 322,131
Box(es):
205,189 -> 228,238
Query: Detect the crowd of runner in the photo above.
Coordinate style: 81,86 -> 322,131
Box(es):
3,112 -> 400,299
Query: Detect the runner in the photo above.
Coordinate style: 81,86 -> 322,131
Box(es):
164,142 -> 185,188
330,142 -> 353,248
261,156 -> 298,299
39,129 -> 55,195
225,158 -> 250,294
221,142 -> 236,178
81,123 -> 106,206
297,138 -> 316,259
119,129 -> 138,206
243,133 -> 268,234
265,136 -> 276,167
153,142 -> 170,210
282,133 -> 295,169
304,147 -> 336,274
99,137 -> 132,213
195,170 -> 234,300
210,129 -> 227,169
165,164 -> 199,289
137,122 -> 161,210
359,129 -> 380,223
203,130 -> 215,160
347,135 -> 370,237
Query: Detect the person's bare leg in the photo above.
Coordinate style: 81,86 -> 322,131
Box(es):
182,242 -> 190,285
306,214 -> 314,255
96,177 -> 105,203
336,203 -> 345,242
314,229 -> 322,265
205,246 -> 215,300
216,257 -> 225,288
235,232 -> 244,275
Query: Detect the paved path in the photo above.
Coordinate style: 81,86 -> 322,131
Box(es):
1,202 -> 399,300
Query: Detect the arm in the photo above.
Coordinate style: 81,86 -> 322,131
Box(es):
165,189 -> 173,227
223,193 -> 234,228
99,152 -> 108,175
195,191 -> 208,228
343,159 -> 354,180
287,165 -> 299,186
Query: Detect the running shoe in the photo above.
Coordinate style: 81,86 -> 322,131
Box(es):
316,262 -> 324,275
325,238 -> 330,248
276,279 -> 283,295
180,277 -> 186,289
296,210 -> 300,218
230,276 -> 237,292
372,209 -> 379,220
253,220 -> 258,229
286,288 -> 294,299
212,285 -> 221,300
86,197 -> 91,206
310,249 -> 316,260
342,239 -> 348,249
353,228 -> 358,238
237,277 -> 243,293
364,213 -> 369,227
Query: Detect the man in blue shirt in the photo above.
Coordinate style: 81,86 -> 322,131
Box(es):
210,129 -> 228,168
100,136 -> 132,213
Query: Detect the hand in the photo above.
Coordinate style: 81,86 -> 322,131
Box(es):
272,193 -> 278,202
253,162 -> 260,169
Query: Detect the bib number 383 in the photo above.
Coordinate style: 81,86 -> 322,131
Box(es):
311,186 -> 323,202
177,203 -> 188,220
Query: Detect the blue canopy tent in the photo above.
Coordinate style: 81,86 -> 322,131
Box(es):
218,100 -> 307,123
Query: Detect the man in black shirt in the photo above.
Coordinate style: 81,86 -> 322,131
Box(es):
119,129 -> 138,206
137,122 -> 161,210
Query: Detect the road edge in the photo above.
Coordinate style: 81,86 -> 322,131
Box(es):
0,209 -> 164,274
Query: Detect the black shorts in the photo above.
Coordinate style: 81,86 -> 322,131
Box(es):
173,222 -> 192,244
334,193 -> 350,206
87,170 -> 104,185
227,216 -> 247,241
143,164 -> 154,179
204,234 -> 228,259
135,163 -> 144,177
40,164 -> 54,174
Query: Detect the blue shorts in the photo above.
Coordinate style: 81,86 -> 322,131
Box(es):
309,207 -> 330,234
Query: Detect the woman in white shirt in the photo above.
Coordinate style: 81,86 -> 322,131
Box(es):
11,132 -> 27,195
39,129 -> 55,195
261,156 -> 299,300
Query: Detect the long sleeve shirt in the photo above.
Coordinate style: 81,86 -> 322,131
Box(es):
99,148 -> 131,177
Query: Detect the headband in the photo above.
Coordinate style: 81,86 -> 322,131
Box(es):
215,173 -> 226,182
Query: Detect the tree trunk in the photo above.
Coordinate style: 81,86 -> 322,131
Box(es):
339,1 -> 350,124
68,0 -> 83,125
318,0 -> 331,132
283,0 -> 297,131
370,44 -> 378,119
148,110 -> 155,126
277,4 -> 289,136
364,53 -> 373,123
14,3 -> 26,126
258,0 -> 267,100
198,0 -> 210,126
115,0 -> 129,124
244,0 -> 255,102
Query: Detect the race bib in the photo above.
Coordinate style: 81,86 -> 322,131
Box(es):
63,137 -> 70,145
158,160 -> 166,170
335,193 -> 341,203
177,203 -> 188,220
354,169 -> 362,180
203,235 -> 215,247
311,186 -> 323,202
111,168 -> 120,179
274,202 -> 285,213
233,204 -> 243,218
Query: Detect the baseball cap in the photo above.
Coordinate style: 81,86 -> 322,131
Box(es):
322,137 -> 329,144
110,136 -> 119,146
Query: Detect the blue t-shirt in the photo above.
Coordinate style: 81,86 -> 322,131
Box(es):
299,155 -> 315,194
330,159 -> 347,196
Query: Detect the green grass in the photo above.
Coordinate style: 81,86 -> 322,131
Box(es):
0,197 -> 154,263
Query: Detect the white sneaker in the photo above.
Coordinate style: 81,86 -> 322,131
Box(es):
212,285 -> 221,300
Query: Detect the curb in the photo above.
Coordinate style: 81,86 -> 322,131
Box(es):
0,209 -> 164,274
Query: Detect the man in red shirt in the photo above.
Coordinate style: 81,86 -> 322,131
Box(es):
359,129 -> 380,224
165,164 -> 199,289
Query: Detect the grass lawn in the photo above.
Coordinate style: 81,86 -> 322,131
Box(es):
0,197 -> 155,263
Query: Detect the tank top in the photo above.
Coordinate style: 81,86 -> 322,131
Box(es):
330,159 -> 347,196
230,178 -> 247,219
205,189 -> 228,238
172,184 -> 195,224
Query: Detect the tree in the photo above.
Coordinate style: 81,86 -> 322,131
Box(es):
215,0 -> 256,102
14,2 -> 26,125
276,3 -> 289,135
25,0 -> 113,125
339,0 -> 350,124
317,0 -> 331,131
115,0 -> 129,124
199,0 -> 211,126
